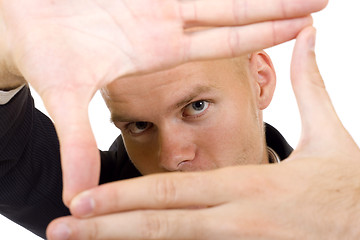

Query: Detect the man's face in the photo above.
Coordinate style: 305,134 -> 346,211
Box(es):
102,54 -> 274,175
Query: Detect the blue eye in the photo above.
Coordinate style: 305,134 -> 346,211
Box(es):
183,100 -> 209,117
127,122 -> 152,134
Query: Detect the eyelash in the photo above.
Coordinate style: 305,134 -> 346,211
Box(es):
123,122 -> 153,136
122,99 -> 212,136
182,100 -> 211,119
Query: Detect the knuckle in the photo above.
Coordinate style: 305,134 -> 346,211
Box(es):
227,29 -> 240,58
232,0 -> 247,24
140,211 -> 170,239
153,176 -> 178,206
280,0 -> 288,18
87,220 -> 100,240
270,20 -> 278,47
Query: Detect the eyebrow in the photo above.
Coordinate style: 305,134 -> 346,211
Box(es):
170,85 -> 217,112
110,113 -> 140,124
110,84 -> 218,123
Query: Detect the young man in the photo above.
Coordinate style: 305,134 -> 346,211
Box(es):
101,52 -> 288,173
0,51 -> 291,239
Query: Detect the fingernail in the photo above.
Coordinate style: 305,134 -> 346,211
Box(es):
71,193 -> 95,217
51,223 -> 71,240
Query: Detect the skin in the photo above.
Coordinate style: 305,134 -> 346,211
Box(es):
0,0 -> 327,205
47,27 -> 360,240
101,53 -> 276,175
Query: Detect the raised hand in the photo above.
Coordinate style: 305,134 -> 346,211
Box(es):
0,0 -> 328,205
46,26 -> 360,240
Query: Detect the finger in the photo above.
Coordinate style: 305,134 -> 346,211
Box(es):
180,0 -> 328,27
13,29 -> 104,205
41,89 -> 101,206
47,209 -> 212,240
69,166 -> 268,218
186,16 -> 313,61
50,200 -> 284,240
290,27 -> 358,156
70,171 -> 224,217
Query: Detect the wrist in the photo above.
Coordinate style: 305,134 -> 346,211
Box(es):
0,7 -> 24,90
0,64 -> 25,90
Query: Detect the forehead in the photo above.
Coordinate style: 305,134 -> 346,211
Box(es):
102,58 -> 250,120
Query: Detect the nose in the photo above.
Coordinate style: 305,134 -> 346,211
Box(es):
157,124 -> 196,171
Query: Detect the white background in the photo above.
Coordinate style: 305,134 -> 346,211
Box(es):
1,1 -> 360,239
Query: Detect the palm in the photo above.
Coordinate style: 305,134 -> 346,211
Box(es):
9,1 -> 186,94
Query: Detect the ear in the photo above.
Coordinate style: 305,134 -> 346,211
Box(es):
249,51 -> 276,110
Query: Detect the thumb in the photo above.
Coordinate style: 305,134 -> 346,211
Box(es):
290,26 -> 357,158
42,89 -> 100,206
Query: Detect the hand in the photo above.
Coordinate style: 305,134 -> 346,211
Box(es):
46,26 -> 360,240
0,0 -> 327,205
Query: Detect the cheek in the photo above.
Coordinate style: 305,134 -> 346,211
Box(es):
197,99 -> 263,166
122,138 -> 161,175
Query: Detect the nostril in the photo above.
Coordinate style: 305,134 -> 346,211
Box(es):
177,160 -> 190,169
158,138 -> 196,171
